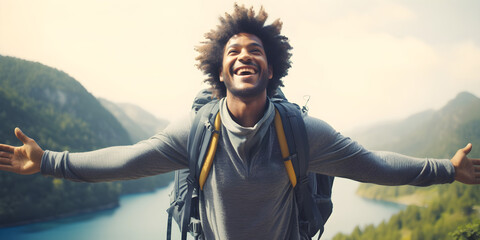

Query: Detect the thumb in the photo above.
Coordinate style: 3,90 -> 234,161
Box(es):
462,143 -> 472,155
15,127 -> 31,144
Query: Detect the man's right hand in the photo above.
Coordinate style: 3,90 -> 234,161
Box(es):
0,128 -> 44,175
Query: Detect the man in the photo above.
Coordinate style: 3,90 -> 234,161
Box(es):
0,4 -> 479,240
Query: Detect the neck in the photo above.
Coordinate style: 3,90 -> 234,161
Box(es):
225,91 -> 268,127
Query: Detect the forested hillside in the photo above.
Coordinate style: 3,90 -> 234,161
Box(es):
334,92 -> 480,239
0,56 -> 132,150
0,55 -> 172,226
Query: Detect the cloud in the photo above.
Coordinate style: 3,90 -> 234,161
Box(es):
289,33 -> 443,130
447,41 -> 480,83
1,0 -> 478,130
281,1 -> 471,131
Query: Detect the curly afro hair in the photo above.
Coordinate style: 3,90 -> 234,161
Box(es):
195,4 -> 293,98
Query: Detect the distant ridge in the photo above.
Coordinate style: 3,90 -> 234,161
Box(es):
348,91 -> 480,158
99,98 -> 169,143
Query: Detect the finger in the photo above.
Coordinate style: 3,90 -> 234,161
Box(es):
0,144 -> 15,153
0,157 -> 12,166
462,143 -> 472,154
471,159 -> 480,165
0,164 -> 15,172
0,151 -> 13,158
15,127 -> 31,144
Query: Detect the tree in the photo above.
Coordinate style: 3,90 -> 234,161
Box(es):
450,222 -> 480,240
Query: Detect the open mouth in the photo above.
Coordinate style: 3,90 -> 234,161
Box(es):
234,66 -> 258,76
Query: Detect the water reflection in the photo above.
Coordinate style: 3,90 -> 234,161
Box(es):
0,179 -> 405,240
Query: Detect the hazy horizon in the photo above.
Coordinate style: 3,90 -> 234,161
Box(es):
1,0 -> 479,132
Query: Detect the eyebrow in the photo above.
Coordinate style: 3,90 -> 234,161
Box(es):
226,42 -> 264,50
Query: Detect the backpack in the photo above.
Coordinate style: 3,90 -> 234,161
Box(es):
166,89 -> 334,240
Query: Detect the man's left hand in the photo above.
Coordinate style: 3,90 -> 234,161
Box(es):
451,143 -> 480,184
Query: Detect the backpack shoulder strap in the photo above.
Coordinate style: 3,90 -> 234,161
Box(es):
167,90 -> 221,240
274,107 -> 298,187
198,109 -> 221,190
273,100 -> 327,238
179,100 -> 220,240
187,100 -> 221,183
273,100 -> 309,179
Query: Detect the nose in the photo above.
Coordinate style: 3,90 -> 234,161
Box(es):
238,49 -> 252,62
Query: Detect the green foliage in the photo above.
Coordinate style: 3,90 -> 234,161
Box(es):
0,55 -> 173,226
450,221 -> 480,240
334,183 -> 480,240
0,55 -> 132,150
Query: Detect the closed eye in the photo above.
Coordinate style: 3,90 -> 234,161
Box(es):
250,48 -> 264,55
228,50 -> 239,55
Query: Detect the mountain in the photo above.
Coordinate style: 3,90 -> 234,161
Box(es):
0,55 -> 172,226
351,91 -> 480,204
0,55 -> 132,150
348,91 -> 480,158
99,98 -> 169,143
334,92 -> 480,240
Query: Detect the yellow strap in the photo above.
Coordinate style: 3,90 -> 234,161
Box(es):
274,109 -> 297,188
199,113 -> 221,190
198,110 -> 297,190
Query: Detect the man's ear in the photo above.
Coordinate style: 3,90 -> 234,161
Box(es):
219,67 -> 224,82
268,65 -> 273,80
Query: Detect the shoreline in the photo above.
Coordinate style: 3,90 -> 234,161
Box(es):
0,184 -> 173,229
356,192 -> 426,207
0,202 -> 119,229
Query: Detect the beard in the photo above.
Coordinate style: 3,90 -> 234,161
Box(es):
221,70 -> 270,99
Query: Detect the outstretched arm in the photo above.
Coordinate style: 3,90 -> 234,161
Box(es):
451,143 -> 480,184
1,118 -> 190,182
41,142 -> 188,182
0,128 -> 44,175
307,116 -> 456,186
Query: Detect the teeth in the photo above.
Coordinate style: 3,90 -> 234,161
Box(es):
235,67 -> 257,75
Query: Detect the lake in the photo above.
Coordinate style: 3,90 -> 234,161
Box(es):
0,178 -> 405,240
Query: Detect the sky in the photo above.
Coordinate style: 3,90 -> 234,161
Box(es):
1,0 -> 479,132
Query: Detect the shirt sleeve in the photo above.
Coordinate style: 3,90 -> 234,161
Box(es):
305,116 -> 455,186
40,115 -> 191,182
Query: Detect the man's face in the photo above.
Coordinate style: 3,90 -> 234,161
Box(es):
220,33 -> 273,99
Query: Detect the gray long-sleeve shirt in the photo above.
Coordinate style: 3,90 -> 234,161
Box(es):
41,98 -> 455,239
